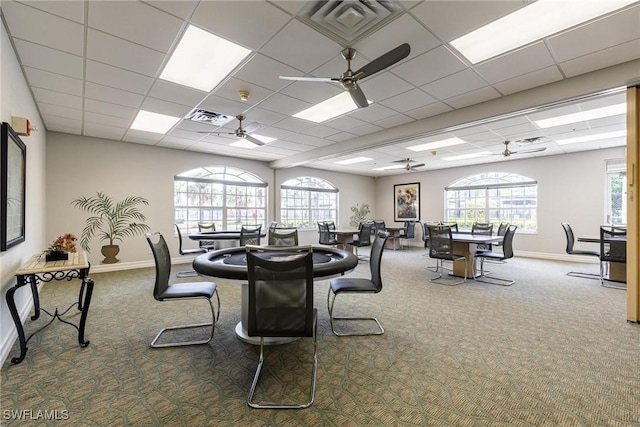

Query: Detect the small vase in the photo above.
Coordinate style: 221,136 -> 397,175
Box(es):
46,251 -> 69,262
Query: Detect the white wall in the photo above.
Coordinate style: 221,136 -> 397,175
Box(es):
374,147 -> 626,257
0,21 -> 48,365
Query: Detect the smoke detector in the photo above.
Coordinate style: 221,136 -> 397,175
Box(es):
239,90 -> 250,102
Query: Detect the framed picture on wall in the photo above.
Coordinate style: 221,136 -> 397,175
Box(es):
394,182 -> 420,222
1,122 -> 27,251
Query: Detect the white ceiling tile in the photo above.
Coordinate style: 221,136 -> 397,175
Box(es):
392,45 -> 467,87
23,67 -> 83,96
300,125 -> 340,138
405,102 -> 453,120
85,60 -> 154,95
375,113 -> 414,129
241,107 -> 288,127
83,122 -> 127,140
324,115 -> 367,132
268,116 -> 315,134
191,1 -> 291,50
2,1 -> 84,55
13,39 -> 83,78
412,0 -> 526,42
253,93 -> 313,116
442,86 -> 502,109
88,1 -> 183,53
139,97 -> 192,118
350,122 -> 385,136
84,111 -> 131,128
359,72 -> 414,102
260,20 -> 342,72
84,99 -> 138,120
37,102 -> 82,120
86,29 -> 166,77
325,131 -> 357,142
84,82 -> 144,108
279,80 -> 343,104
233,54 -> 302,91
349,103 -> 399,123
492,66 -> 563,96
421,69 -> 488,100
32,87 -> 82,109
475,42 -> 556,84
147,80 -> 207,107
214,77 -> 274,106
42,115 -> 82,132
198,95 -> 251,118
17,0 -> 85,23
559,40 -> 640,78
548,5 -> 640,62
156,135 -> 198,149
123,129 -> 164,144
269,1 -> 304,16
379,88 -> 438,113
144,1 -> 199,20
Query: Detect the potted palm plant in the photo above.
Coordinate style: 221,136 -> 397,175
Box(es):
71,192 -> 151,264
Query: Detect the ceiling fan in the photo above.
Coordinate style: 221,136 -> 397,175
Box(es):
279,43 -> 411,109
394,158 -> 425,171
198,114 -> 264,146
491,140 -> 547,157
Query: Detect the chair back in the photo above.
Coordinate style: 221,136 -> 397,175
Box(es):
373,220 -> 386,234
472,222 -> 493,235
357,222 -> 373,246
246,247 -> 314,337
174,224 -> 187,255
428,225 -> 454,260
369,231 -> 389,291
268,221 -> 278,231
404,221 -> 416,238
497,222 -> 509,236
146,232 -> 171,301
198,222 -> 215,232
318,222 -> 333,245
600,226 -> 626,263
501,225 -> 518,259
268,228 -> 299,246
325,221 -> 336,230
561,222 -> 575,253
240,225 -> 262,246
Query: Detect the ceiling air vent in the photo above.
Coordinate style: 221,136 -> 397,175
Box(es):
184,108 -> 234,126
297,0 -> 404,46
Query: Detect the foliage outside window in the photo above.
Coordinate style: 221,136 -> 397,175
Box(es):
445,172 -> 538,232
606,159 -> 626,225
174,166 -> 266,234
280,176 -> 338,229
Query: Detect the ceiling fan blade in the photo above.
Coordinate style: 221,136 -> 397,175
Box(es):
243,121 -> 261,134
243,135 -> 265,146
412,163 -> 425,169
353,43 -> 411,80
349,84 -> 369,109
513,147 -> 547,155
278,76 -> 336,83
197,131 -> 232,135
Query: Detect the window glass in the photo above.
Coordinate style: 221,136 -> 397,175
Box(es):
174,166 -> 266,233
280,176 -> 338,229
606,159 -> 626,225
445,172 -> 538,232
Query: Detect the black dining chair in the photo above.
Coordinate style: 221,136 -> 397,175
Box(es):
561,222 -> 600,279
472,222 -> 493,253
267,228 -> 299,246
240,225 -> 262,246
599,226 -> 627,289
174,224 -> 206,278
473,225 -> 518,286
146,232 -> 220,348
197,222 -> 216,251
400,221 -> 416,249
327,231 -> 389,336
317,222 -> 338,246
372,220 -> 386,236
245,246 -> 316,409
427,225 -> 467,286
350,221 -> 373,260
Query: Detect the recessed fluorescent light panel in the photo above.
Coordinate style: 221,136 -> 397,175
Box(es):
443,152 -> 490,161
407,137 -> 466,151
160,25 -> 251,92
556,130 -> 626,145
450,0 -> 636,64
373,164 -> 406,171
230,135 -> 276,149
534,103 -> 626,128
334,157 -> 372,165
130,110 -> 181,134
294,92 -> 369,123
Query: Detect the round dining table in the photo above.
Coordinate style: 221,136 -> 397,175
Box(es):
189,231 -> 266,249
193,245 -> 358,344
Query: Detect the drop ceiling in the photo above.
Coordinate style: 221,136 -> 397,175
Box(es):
2,0 -> 639,176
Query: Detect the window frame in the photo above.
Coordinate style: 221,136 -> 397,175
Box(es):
280,176 -> 338,230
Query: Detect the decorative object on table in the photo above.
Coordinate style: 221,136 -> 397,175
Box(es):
45,233 -> 77,261
394,182 -> 420,222
349,203 -> 371,228
1,122 -> 27,251
71,192 -> 150,264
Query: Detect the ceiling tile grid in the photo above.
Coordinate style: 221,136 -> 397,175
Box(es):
1,0 -> 637,176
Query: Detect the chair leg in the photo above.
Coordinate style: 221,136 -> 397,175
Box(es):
327,289 -> 383,336
600,261 -> 627,290
473,258 -> 514,286
429,258 -> 467,286
247,314 -> 317,409
151,294 -> 217,348
176,269 -> 198,278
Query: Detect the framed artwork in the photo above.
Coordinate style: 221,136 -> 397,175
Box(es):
1,122 -> 26,251
394,182 -> 420,222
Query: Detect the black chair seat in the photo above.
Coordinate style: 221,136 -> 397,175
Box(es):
571,249 -> 600,257
158,282 -> 217,300
473,250 -> 505,261
330,277 -> 379,293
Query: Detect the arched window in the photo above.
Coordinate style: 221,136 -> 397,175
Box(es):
280,176 -> 338,229
445,172 -> 538,232
174,166 -> 267,233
